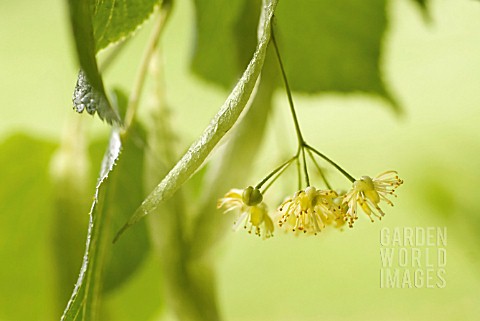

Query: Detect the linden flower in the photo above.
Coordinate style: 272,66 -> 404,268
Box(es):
278,186 -> 344,235
217,187 -> 274,238
343,171 -> 403,227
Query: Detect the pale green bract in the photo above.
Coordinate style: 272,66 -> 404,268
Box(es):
114,0 -> 279,240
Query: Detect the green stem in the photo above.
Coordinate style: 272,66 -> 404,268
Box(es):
301,147 -> 310,186
260,158 -> 294,194
296,157 -> 302,190
272,26 -> 315,189
306,148 -> 332,189
124,2 -> 172,130
271,27 -> 305,147
305,144 -> 356,183
255,156 -> 296,190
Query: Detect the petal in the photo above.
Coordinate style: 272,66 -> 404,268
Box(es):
249,206 -> 265,226
233,212 -> 248,231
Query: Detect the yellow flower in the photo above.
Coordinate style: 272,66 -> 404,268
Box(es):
217,187 -> 274,239
343,171 -> 403,227
277,186 -> 344,235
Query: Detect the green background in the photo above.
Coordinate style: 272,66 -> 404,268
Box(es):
1,0 -> 479,320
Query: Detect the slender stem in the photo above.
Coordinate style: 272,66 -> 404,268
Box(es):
124,3 -> 172,130
260,159 -> 293,194
306,144 -> 356,183
255,156 -> 296,190
307,148 -> 332,189
271,27 -> 304,146
269,26 -> 356,190
296,157 -> 302,190
272,26 -> 315,190
301,147 -> 310,186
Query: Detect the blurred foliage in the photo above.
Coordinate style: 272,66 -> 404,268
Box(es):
412,0 -> 430,19
1,0 -> 480,320
412,143 -> 480,262
0,134 -> 57,320
192,0 -> 399,111
191,0 -> 261,88
50,120 -> 91,309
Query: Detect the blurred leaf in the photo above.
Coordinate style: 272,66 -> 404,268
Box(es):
92,0 -> 160,51
275,0 -> 399,110
411,0 -> 429,18
67,0 -> 121,124
412,0 -> 427,10
115,0 -> 278,240
103,255 -> 163,321
193,0 -> 400,111
0,134 -> 57,321
50,120 -> 92,312
191,0 -> 261,88
61,126 -> 150,321
412,0 -> 431,22
422,179 -> 455,219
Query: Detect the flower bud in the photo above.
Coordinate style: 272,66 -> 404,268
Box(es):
242,186 -> 263,206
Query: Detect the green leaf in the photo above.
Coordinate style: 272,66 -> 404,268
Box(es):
275,0 -> 399,110
67,0 -> 121,124
69,0 -> 162,124
0,134 -> 57,320
102,125 -> 150,293
103,255 -> 163,321
61,130 -> 121,321
92,0 -> 160,52
61,126 -> 150,320
191,0 -> 261,88
114,0 -> 279,240
73,70 -> 121,124
193,0 -> 400,111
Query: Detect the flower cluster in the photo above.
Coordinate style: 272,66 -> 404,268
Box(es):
218,29 -> 405,239
278,187 -> 345,234
218,171 -> 403,238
